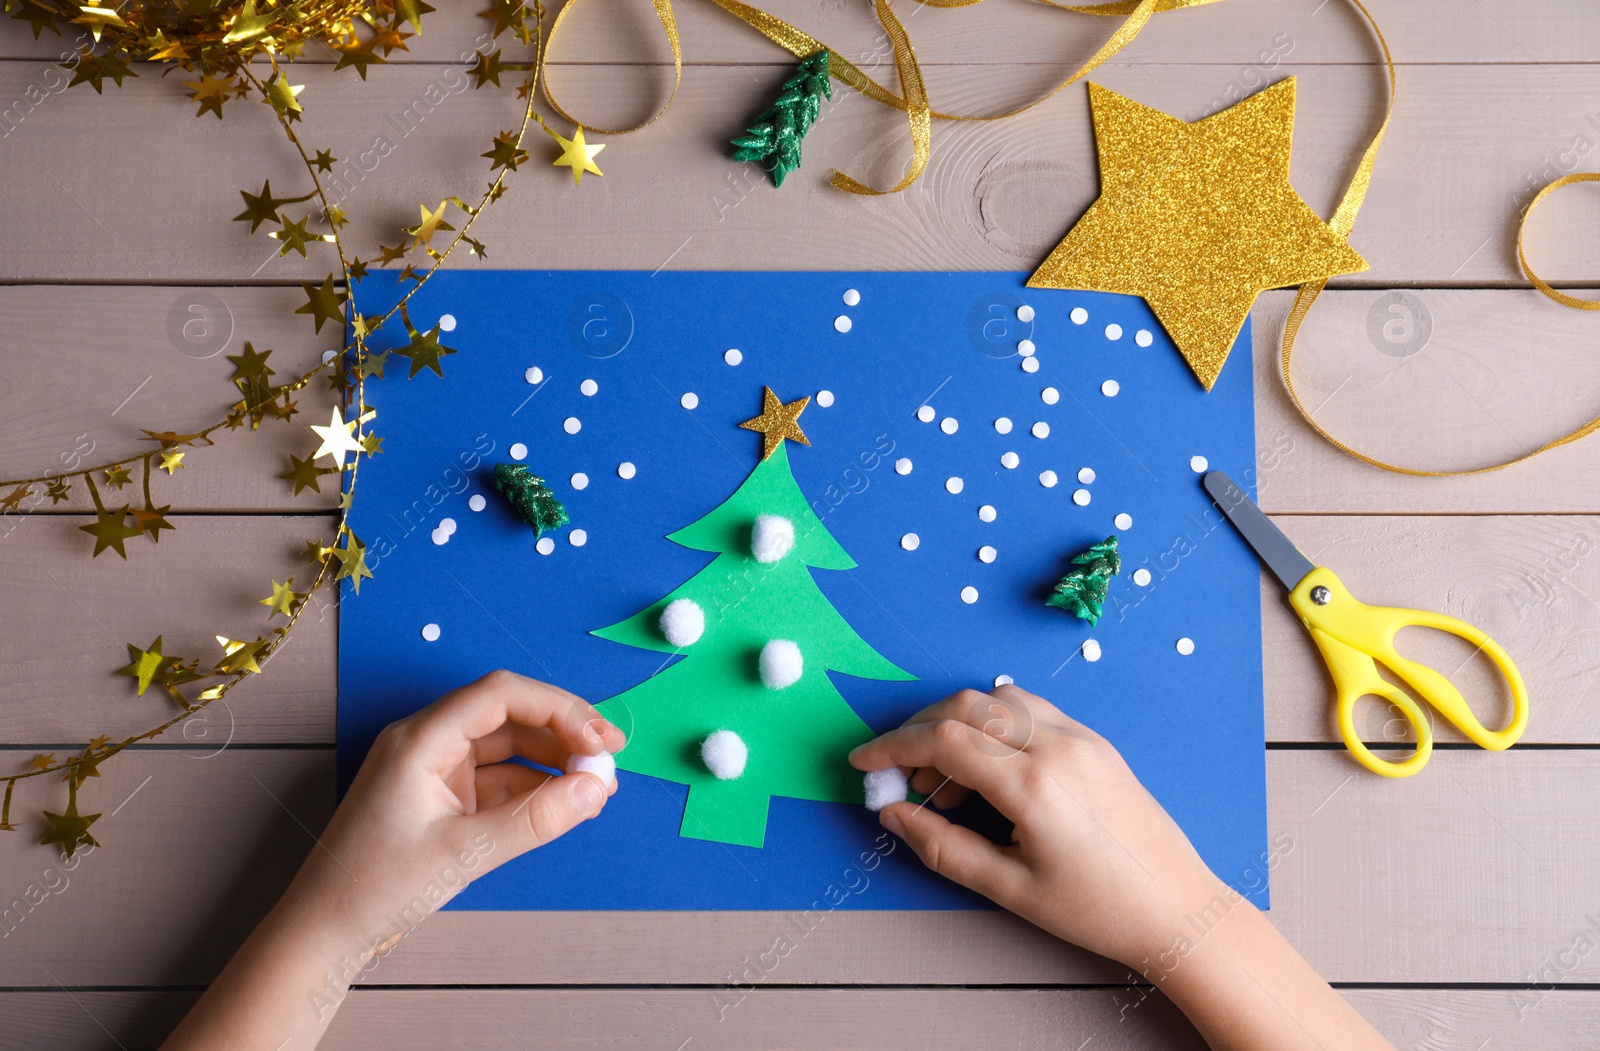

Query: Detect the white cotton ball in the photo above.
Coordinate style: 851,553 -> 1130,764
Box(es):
701,730 -> 748,780
760,639 -> 803,689
659,598 -> 705,648
566,751 -> 617,788
752,515 -> 795,564
863,768 -> 909,812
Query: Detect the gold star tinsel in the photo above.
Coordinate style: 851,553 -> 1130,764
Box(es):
1028,79 -> 1366,391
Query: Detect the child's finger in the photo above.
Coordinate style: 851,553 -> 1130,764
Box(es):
879,801 -> 1026,904
897,689 -> 1043,752
416,669 -> 626,758
909,767 -> 971,809
466,770 -> 609,868
473,761 -> 551,809
848,720 -> 1028,813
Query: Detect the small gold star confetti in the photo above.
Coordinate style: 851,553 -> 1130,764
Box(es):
739,386 -> 811,460
546,125 -> 604,185
1027,80 -> 1366,390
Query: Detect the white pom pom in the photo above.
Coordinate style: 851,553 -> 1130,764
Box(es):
759,639 -> 803,689
701,730 -> 748,780
752,515 -> 795,564
863,767 -> 909,812
659,598 -> 705,648
566,751 -> 617,788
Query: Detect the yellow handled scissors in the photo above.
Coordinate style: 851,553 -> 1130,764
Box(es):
1204,471 -> 1528,778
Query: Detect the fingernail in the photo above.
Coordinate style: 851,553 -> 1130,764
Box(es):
571,774 -> 604,815
880,810 -> 906,839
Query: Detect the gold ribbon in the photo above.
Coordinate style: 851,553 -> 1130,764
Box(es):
1518,172 -> 1600,310
541,0 -> 682,136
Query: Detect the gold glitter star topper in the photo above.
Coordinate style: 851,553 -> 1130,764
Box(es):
1027,79 -> 1367,390
739,387 -> 811,460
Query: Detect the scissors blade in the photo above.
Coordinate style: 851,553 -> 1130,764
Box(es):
1203,471 -> 1317,592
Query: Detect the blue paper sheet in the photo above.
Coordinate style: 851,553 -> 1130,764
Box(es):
337,271 -> 1268,911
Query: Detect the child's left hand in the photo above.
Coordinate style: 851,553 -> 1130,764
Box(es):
289,669 -> 627,962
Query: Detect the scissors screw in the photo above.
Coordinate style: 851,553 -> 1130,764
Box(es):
1310,585 -> 1331,605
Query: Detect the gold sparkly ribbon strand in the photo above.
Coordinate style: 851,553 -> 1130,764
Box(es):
1280,2 -> 1600,475
541,0 -> 682,135
1518,172 -> 1600,310
702,0 -> 1221,194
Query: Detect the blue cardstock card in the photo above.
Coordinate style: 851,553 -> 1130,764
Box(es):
337,271 -> 1268,911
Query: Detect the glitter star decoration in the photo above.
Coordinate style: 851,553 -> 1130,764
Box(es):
739,386 -> 811,460
546,124 -> 604,185
1026,79 -> 1367,390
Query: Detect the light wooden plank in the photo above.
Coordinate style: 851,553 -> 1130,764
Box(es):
0,285 -> 340,512
2,62 -> 1599,283
2,0 -> 1597,67
1,748 -> 1592,987
0,514 -> 336,743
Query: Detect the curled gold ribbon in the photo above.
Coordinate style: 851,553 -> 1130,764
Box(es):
541,0 -> 682,136
1518,172 -> 1600,310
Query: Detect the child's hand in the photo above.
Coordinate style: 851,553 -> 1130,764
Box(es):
296,670 -> 626,959
848,685 -> 1225,971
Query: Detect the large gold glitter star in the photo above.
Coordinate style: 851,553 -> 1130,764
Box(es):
1027,79 -> 1367,390
739,387 -> 811,460
546,125 -> 604,185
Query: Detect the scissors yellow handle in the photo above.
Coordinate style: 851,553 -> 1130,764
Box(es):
1288,567 -> 1530,778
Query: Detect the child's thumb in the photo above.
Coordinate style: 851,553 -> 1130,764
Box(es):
475,772 -> 608,866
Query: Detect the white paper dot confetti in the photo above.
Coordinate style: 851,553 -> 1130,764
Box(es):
834,316 -> 853,333
1082,638 -> 1102,662
843,288 -> 861,306
431,526 -> 450,546
1105,323 -> 1123,341
421,623 -> 441,642
1017,339 -> 1036,357
429,517 -> 457,548
1039,470 -> 1058,488
1115,512 -> 1133,530
1176,637 -> 1196,656
961,586 -> 979,605
1073,488 -> 1091,506
1077,467 -> 1095,484
894,457 -> 913,475
917,405 -> 936,423
978,504 -> 997,522
1021,357 -> 1040,373
994,674 -> 1014,687
321,350 -> 337,364
564,417 -> 582,434
1041,387 -> 1059,405
940,417 -> 958,435
945,477 -> 964,495
1101,380 -> 1120,397
571,473 -> 589,490
995,417 -> 1013,434
817,390 -> 835,408
581,378 -> 598,396
469,494 -> 486,512
570,529 -> 588,547
617,462 -> 636,480
681,392 -> 699,410
536,537 -> 555,556
509,442 -> 527,460
1133,568 -> 1152,586
978,545 -> 997,564
1135,329 -> 1153,348
1070,307 -> 1088,325
1016,304 -> 1035,323
1190,455 -> 1209,473
1031,421 -> 1050,439
724,348 -> 743,366
1000,451 -> 1019,469
901,533 -> 920,551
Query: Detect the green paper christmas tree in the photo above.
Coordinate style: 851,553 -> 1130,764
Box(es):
493,464 -> 568,536
592,441 -> 913,848
731,51 -> 832,187
1047,535 -> 1121,626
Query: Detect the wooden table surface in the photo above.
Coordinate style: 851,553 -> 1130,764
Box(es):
4,0 -> 1600,1046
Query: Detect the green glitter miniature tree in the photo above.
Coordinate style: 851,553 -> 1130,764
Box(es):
731,51 -> 832,187
1047,535 -> 1121,626
493,463 -> 568,536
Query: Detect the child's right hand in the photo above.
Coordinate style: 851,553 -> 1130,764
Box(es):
848,685 -> 1230,972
